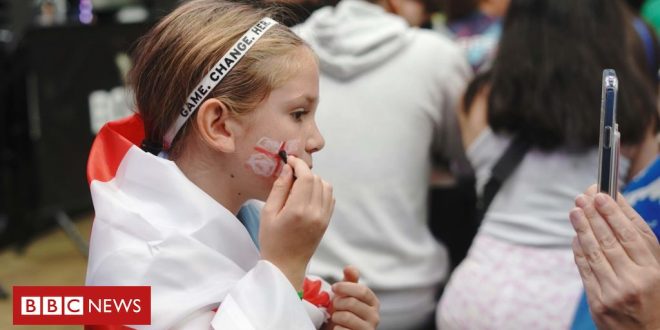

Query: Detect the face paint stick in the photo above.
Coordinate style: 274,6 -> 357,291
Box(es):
277,150 -> 297,179
278,150 -> 288,164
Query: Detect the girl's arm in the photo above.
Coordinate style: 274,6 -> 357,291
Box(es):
458,84 -> 490,151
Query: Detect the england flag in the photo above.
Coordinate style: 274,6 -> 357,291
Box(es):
85,114 -> 331,329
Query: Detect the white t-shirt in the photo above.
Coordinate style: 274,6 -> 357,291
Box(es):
469,127 -> 629,247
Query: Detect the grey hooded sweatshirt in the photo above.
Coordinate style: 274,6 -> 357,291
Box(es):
296,1 -> 471,328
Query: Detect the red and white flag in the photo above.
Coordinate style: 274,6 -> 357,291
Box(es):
86,114 -> 331,329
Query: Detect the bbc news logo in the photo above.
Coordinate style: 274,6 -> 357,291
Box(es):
13,286 -> 150,325
21,296 -> 85,315
21,296 -> 141,315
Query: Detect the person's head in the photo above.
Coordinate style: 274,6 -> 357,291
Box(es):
443,0 -> 509,23
129,0 -> 324,201
480,0 -> 658,150
479,0 -> 510,18
376,0 -> 433,27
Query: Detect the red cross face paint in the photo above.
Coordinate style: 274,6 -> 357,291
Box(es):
246,137 -> 301,177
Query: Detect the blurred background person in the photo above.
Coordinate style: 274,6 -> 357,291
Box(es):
436,0 -> 659,328
643,0 -> 660,37
294,0 -> 471,328
440,0 -> 510,72
35,0 -> 66,27
624,0 -> 660,84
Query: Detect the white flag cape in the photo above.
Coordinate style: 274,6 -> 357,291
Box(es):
85,114 -> 331,329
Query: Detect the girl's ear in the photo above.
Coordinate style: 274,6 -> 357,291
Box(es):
195,98 -> 239,153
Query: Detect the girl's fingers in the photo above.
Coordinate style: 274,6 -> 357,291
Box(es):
332,282 -> 379,308
321,180 -> 334,219
262,164 -> 294,216
332,296 -> 377,325
342,265 -> 360,283
310,174 -> 324,212
331,311 -> 371,330
285,156 -> 314,207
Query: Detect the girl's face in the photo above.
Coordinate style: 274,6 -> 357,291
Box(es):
235,48 -> 324,200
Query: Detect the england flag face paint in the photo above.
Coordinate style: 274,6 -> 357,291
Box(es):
246,137 -> 300,177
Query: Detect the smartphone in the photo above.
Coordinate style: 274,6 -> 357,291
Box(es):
597,69 -> 620,200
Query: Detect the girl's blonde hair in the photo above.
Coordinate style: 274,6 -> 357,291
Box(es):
128,0 -> 309,155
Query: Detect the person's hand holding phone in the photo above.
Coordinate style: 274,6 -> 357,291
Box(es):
570,185 -> 660,330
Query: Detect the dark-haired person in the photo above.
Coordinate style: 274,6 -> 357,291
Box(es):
435,0 -> 659,328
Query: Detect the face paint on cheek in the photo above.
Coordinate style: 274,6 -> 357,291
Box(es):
245,137 -> 301,177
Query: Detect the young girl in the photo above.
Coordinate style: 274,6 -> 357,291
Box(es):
85,1 -> 380,329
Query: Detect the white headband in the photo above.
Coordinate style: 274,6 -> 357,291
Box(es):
162,17 -> 279,148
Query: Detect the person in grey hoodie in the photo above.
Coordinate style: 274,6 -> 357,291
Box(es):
295,1 -> 471,329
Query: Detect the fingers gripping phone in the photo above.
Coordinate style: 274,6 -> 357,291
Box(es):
597,69 -> 620,200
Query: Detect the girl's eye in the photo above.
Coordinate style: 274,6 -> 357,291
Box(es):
291,110 -> 308,121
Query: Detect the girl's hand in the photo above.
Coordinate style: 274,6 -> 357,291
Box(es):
259,155 -> 335,291
326,266 -> 380,330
